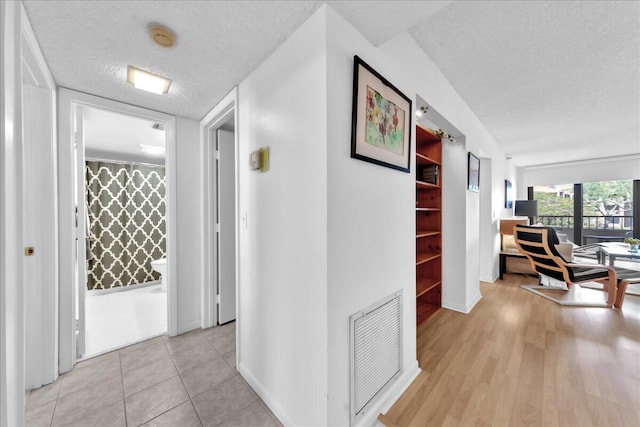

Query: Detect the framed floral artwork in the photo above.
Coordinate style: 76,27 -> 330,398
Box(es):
350,55 -> 412,173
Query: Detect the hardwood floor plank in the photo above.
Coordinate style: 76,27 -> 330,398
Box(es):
380,274 -> 640,426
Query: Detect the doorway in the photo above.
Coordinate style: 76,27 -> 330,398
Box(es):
58,88 -> 178,371
200,89 -> 238,331
79,105 -> 168,357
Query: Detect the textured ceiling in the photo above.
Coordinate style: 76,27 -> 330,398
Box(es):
409,0 -> 639,166
22,1 -> 639,167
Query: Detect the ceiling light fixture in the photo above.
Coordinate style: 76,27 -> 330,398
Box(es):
127,66 -> 171,95
140,144 -> 165,155
431,128 -> 456,143
415,106 -> 429,118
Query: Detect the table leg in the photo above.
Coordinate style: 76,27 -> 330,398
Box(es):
499,253 -> 505,280
609,254 -> 615,266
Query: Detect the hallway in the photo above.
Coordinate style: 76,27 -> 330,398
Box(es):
25,322 -> 280,426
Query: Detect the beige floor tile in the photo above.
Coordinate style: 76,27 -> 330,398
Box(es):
58,355 -> 121,398
170,342 -> 220,373
125,375 -> 189,426
74,350 -> 121,370
141,401 -> 202,427
119,336 -> 165,355
202,322 -> 235,343
192,376 -> 257,426
51,376 -> 123,426
163,329 -> 208,355
218,400 -> 278,427
223,351 -> 236,370
26,380 -> 61,411
120,340 -> 170,373
61,400 -> 126,427
25,400 -> 56,427
123,356 -> 178,397
180,356 -> 236,397
209,332 -> 235,356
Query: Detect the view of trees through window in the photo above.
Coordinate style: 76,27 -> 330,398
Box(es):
534,180 -> 633,231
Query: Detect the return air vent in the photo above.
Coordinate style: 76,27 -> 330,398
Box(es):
350,291 -> 402,425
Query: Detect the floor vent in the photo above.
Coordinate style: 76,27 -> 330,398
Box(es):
350,291 -> 402,425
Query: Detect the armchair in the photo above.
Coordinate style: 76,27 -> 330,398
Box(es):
514,225 -> 638,308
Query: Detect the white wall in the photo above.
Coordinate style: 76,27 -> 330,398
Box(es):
175,117 -> 202,333
520,154 -> 640,194
479,158 -> 496,282
237,8 -> 328,426
325,8 -> 419,425
0,2 -> 25,425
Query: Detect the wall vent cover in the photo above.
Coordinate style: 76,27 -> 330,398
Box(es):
350,290 -> 402,425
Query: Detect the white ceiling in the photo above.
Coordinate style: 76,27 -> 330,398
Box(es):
23,1 -> 639,167
84,106 -> 165,164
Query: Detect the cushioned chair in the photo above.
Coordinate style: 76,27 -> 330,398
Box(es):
514,225 -> 638,308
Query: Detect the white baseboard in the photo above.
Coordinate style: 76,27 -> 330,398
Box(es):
362,360 -> 421,427
238,363 -> 294,427
442,292 -> 482,314
177,320 -> 201,335
479,274 -> 498,283
239,360 -> 420,427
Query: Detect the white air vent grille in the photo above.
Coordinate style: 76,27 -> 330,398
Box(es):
350,291 -> 402,425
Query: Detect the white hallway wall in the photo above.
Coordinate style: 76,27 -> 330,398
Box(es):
175,117 -> 202,334
235,4 -> 513,426
325,8 -> 419,425
237,7 -> 329,426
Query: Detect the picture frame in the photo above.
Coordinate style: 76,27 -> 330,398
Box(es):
351,55 -> 412,173
505,179 -> 513,208
467,152 -> 480,192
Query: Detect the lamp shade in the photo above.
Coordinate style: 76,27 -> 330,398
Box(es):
514,200 -> 538,217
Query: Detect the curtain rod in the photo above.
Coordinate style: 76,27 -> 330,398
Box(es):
85,157 -> 165,168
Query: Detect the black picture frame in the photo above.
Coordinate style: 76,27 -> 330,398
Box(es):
467,152 -> 480,192
505,179 -> 513,208
350,55 -> 412,173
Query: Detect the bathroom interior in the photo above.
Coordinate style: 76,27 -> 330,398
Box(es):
82,106 -> 168,358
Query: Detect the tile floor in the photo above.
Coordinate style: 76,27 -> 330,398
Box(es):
84,284 -> 167,357
25,322 -> 281,427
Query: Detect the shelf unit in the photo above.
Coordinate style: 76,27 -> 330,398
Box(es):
415,124 -> 442,327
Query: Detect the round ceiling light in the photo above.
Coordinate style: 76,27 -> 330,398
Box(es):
148,24 -> 176,48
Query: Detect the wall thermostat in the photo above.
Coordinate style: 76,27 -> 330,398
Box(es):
249,146 -> 270,172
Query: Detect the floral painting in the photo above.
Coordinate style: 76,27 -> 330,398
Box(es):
351,56 -> 411,173
365,86 -> 405,156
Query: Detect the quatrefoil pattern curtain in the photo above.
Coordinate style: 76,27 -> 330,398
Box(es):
86,161 -> 166,290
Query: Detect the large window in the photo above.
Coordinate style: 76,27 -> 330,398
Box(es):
534,184 -> 575,241
533,180 -> 635,245
583,180 -> 633,231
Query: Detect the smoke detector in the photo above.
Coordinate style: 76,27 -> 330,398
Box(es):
148,24 -> 176,48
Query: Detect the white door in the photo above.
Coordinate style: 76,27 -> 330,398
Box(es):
217,129 -> 236,324
22,83 -> 57,388
74,106 -> 87,358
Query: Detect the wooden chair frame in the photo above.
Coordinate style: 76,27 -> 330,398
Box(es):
514,225 -> 618,307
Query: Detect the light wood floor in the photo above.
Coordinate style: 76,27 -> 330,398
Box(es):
380,274 -> 640,427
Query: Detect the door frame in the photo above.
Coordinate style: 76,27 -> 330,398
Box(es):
58,89 -> 177,372
200,87 -> 239,329
20,2 -> 58,388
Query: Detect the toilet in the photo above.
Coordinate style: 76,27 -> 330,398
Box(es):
150,258 -> 167,292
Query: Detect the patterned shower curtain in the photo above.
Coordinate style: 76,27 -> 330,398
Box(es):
86,161 -> 166,290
